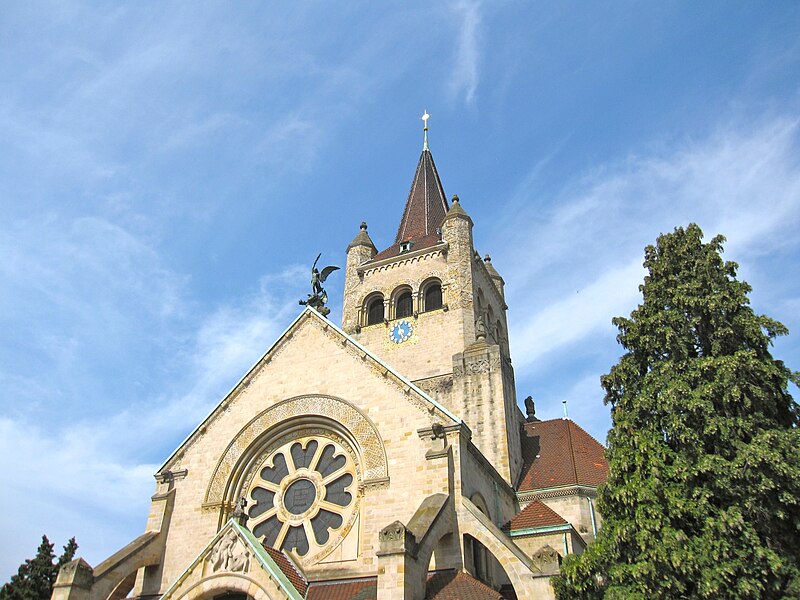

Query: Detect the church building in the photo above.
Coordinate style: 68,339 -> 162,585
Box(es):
52,121 -> 609,600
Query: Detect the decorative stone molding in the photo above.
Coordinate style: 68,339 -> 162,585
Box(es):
205,394 -> 388,507
357,246 -> 448,276
517,485 -> 599,503
414,374 -> 453,398
156,468 -> 188,484
452,356 -> 502,377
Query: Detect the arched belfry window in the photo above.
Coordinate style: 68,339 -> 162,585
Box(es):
365,294 -> 384,325
422,280 -> 443,312
395,289 -> 413,319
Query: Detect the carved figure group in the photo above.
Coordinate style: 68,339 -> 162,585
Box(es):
208,529 -> 250,574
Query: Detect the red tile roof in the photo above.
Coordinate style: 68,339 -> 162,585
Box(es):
506,500 -> 567,531
261,545 -> 308,596
306,577 -> 376,600
426,570 -> 503,600
369,232 -> 444,262
304,570 -> 503,599
517,418 -> 608,492
394,149 -> 449,245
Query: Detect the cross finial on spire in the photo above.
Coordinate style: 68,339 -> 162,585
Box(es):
421,110 -> 430,151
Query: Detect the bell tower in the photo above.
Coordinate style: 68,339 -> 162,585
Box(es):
341,117 -> 523,485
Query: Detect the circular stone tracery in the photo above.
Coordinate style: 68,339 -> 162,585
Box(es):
245,435 -> 357,560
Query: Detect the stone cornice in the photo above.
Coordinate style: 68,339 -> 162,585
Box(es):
357,243 -> 448,275
517,484 -> 598,503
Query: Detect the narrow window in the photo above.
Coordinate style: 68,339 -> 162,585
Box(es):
366,296 -> 384,325
424,283 -> 442,311
396,291 -> 413,318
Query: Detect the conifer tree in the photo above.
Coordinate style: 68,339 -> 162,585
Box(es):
0,536 -> 78,600
554,224 -> 800,599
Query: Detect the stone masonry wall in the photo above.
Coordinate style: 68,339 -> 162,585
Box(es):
151,314 -> 461,592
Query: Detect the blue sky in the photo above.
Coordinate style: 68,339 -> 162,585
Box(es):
2,1 -> 800,580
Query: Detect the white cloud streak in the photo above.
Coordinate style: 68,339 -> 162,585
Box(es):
448,0 -> 482,104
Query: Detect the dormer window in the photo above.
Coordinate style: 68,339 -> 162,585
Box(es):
399,240 -> 414,253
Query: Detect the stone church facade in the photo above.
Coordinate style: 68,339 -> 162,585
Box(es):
53,134 -> 608,600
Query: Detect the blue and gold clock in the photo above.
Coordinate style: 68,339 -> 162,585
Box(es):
389,320 -> 414,344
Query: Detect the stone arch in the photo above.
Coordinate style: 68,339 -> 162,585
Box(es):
470,493 -> 490,519
420,277 -> 443,312
205,395 -> 389,510
363,292 -> 385,326
458,496 -> 536,597
177,574 -> 270,600
467,493 -> 492,583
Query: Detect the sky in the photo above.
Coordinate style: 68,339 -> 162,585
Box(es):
1,0 -> 800,581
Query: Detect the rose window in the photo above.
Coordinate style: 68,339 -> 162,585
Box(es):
245,435 -> 357,560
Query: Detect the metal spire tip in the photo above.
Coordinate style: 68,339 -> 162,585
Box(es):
421,110 -> 430,151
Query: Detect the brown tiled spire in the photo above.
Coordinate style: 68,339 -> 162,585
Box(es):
394,149 -> 449,244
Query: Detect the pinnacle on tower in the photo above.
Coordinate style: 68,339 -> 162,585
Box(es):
347,221 -> 376,252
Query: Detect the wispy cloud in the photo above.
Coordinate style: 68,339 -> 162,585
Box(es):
497,114 -> 800,439
448,0 -> 482,104
0,255 -> 307,577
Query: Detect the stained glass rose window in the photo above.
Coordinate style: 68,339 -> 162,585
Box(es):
246,435 -> 357,560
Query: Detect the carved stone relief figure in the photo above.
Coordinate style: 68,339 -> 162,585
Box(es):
208,529 -> 251,574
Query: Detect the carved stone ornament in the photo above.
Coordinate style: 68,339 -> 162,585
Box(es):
207,529 -> 251,574
531,544 -> 562,575
453,356 -> 502,378
378,520 -> 417,556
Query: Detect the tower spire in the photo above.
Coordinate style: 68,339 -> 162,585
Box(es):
422,110 -> 430,151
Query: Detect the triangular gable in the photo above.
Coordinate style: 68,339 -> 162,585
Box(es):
158,307 -> 462,474
159,520 -> 306,600
505,500 -> 567,531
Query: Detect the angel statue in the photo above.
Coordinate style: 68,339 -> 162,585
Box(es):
300,253 -> 339,317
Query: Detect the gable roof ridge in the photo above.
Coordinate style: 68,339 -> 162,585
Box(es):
565,417 -> 579,484
159,307 -> 463,473
568,418 -> 607,448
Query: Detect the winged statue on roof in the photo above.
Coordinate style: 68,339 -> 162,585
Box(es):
299,253 -> 339,317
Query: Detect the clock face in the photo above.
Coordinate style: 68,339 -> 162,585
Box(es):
389,319 -> 414,344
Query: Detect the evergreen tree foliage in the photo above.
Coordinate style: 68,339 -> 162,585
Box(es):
0,536 -> 78,600
554,224 -> 800,599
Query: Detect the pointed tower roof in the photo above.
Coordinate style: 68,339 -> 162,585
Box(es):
394,148 -> 449,244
